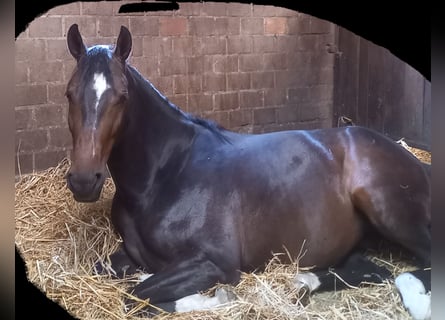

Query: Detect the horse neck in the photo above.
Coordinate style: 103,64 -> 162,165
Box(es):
107,65 -> 195,198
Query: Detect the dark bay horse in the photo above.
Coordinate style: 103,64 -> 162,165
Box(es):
64,24 -> 431,315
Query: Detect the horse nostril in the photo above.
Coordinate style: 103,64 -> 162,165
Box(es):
95,172 -> 103,181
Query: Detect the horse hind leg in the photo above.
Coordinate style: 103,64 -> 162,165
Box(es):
351,185 -> 431,267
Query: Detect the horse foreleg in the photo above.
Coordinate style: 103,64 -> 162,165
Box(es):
94,245 -> 142,278
125,252 -> 239,314
294,253 -> 392,295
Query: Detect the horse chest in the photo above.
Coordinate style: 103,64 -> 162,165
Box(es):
111,190 -> 214,270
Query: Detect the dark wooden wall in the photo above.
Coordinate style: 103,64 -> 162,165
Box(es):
333,27 -> 431,150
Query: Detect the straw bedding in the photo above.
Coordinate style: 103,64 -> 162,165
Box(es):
15,141 -> 430,320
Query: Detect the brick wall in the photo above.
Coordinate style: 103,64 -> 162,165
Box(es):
15,1 -> 336,175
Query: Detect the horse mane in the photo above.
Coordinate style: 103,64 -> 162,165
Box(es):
127,64 -> 232,144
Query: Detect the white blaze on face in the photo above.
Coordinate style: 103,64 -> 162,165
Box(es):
92,72 -> 110,127
89,73 -> 110,157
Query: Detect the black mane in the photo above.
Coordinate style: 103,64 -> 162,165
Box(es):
127,63 -> 232,144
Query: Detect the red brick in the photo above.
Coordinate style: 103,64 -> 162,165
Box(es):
277,36 -> 299,52
15,108 -> 34,130
203,55 -> 237,74
49,127 -> 72,148
130,56 -> 159,78
239,54 -> 263,72
63,60 -> 77,81
97,17 -> 129,37
81,1 -> 113,15
214,92 -> 239,110
15,39 -> 46,62
227,73 -> 250,90
309,85 -> 333,102
273,6 -> 298,17
252,4 -> 279,17
193,37 -> 226,55
241,18 -> 264,35
47,39 -> 71,61
310,17 -> 333,34
264,17 -> 288,35
308,67 -> 334,85
29,17 -> 62,37
263,53 -> 287,71
227,3 -> 252,17
227,36 -> 252,54
160,17 -> 188,36
253,36 -> 277,53
16,85 -> 47,106
35,150 -> 67,171
309,52 -> 334,70
47,2 -> 81,15
48,84 -> 69,104
251,71 -> 275,89
187,56 -> 204,75
177,2 -> 202,16
264,88 -> 288,106
202,2 -> 227,16
299,34 -> 320,51
288,88 -> 310,103
300,102 -> 330,121
287,52 -> 311,70
220,18 -> 240,35
15,62 -> 28,84
276,106 -> 299,123
229,109 -> 253,127
34,105 -> 66,128
169,95 -> 187,109
151,77 -> 173,96
129,17 -> 159,36
288,16 -> 311,34
254,108 -> 276,124
65,17 -> 98,38
212,55 -> 238,73
131,37 -> 143,57
276,70 -> 310,88
188,94 -> 213,113
15,153 -> 33,175
189,17 -> 215,36
203,74 -> 226,92
30,61 -> 64,83
16,129 -> 48,152
204,111 -> 229,128
141,58 -> 160,78
172,37 -> 193,56
143,37 -> 172,56
174,75 -> 202,94
240,90 -> 264,108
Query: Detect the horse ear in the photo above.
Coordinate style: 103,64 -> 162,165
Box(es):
67,24 -> 86,61
114,26 -> 132,62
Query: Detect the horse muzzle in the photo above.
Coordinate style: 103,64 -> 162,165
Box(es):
66,170 -> 106,202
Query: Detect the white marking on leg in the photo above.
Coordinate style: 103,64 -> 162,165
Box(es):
174,288 -> 235,313
138,273 -> 154,281
395,272 -> 431,320
294,272 -> 321,292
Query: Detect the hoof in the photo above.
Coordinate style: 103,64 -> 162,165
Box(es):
214,286 -> 237,304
